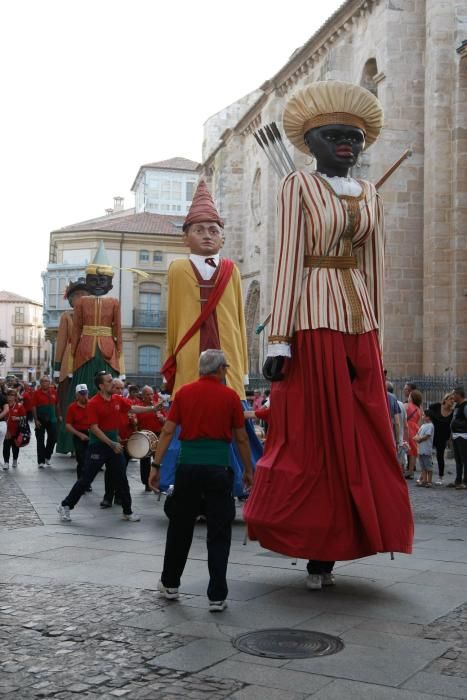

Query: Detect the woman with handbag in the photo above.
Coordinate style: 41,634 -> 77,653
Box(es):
2,389 -> 26,469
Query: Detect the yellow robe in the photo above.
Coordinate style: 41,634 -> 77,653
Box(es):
166,259 -> 248,399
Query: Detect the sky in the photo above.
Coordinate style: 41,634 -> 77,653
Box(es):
0,0 -> 342,302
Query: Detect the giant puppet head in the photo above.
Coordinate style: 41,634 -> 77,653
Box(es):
182,180 -> 224,257
283,81 -> 383,178
85,240 -> 114,296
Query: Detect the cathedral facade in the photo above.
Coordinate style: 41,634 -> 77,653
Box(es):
199,0 -> 467,377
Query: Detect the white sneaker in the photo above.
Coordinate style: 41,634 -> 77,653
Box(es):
122,512 -> 141,522
2,463 -> 9,471
157,580 -> 179,600
44,459 -> 51,466
12,460 -> 17,468
322,573 -> 336,587
306,574 -> 322,590
209,600 -> 227,612
435,479 -> 444,485
57,504 -> 72,522
38,463 -> 45,469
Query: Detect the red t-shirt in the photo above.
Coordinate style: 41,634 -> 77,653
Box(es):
137,407 -> 164,434
168,376 -> 244,441
33,388 -> 58,408
66,401 -> 91,432
87,393 -> 132,432
7,402 -> 26,436
21,390 -> 34,412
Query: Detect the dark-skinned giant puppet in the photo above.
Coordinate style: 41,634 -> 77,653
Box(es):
159,181 -> 262,496
54,278 -> 89,453
68,241 -> 124,400
244,81 -> 414,583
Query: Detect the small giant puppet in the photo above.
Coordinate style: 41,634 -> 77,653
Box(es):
159,180 -> 262,495
55,278 -> 89,453
69,241 -> 124,398
244,81 -> 414,588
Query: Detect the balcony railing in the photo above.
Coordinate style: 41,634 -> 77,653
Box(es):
132,310 -> 167,329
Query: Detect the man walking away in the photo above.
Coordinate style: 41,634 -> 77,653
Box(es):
149,349 -> 253,612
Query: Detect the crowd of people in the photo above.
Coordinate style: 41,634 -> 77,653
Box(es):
386,380 -> 467,489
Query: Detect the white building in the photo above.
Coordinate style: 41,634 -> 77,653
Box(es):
0,291 -> 50,381
131,157 -> 199,215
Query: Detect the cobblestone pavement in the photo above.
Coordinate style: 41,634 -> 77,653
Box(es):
0,582 -> 244,699
0,472 -> 43,530
407,461 -> 467,527
424,603 -> 467,679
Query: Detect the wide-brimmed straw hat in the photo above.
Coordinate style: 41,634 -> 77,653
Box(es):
283,80 -> 384,155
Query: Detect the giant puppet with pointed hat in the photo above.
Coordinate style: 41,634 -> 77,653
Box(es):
158,179 -> 263,496
66,240 -> 124,402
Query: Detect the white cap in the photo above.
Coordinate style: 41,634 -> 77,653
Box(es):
76,384 -> 88,393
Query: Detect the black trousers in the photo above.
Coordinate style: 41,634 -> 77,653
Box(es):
35,421 -> 57,464
140,456 -> 151,487
307,560 -> 335,575
434,438 -> 449,478
161,463 -> 235,601
104,449 -> 130,503
452,437 -> 467,484
3,438 -> 19,463
62,443 -> 132,514
72,433 -> 89,479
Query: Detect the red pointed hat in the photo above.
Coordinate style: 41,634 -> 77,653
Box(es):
183,180 -> 224,231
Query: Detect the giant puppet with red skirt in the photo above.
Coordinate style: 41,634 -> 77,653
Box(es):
160,181 -> 262,496
243,81 -> 414,588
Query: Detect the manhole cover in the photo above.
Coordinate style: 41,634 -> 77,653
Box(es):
232,628 -> 344,659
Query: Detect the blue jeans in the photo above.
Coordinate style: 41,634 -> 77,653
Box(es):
62,442 -> 132,514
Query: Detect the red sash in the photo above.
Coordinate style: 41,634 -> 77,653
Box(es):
161,259 -> 234,393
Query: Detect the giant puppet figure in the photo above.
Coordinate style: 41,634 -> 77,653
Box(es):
54,278 -> 89,453
244,81 -> 414,587
69,241 -> 124,398
160,181 -> 262,495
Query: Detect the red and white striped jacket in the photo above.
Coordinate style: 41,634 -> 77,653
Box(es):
268,171 -> 384,351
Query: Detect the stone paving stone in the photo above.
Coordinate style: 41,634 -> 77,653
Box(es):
199,660 -> 332,695
148,638 -> 238,672
229,685 -> 306,700
0,473 -> 43,530
402,671 -> 467,698
305,679 -> 447,699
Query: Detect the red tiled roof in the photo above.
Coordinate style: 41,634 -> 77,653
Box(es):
0,290 -> 42,305
140,157 -> 200,171
57,211 -> 185,235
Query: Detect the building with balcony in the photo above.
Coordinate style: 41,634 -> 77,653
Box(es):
131,157 -> 199,216
0,291 -> 50,381
41,158 -> 201,381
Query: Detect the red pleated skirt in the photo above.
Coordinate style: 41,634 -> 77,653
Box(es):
244,329 -> 414,561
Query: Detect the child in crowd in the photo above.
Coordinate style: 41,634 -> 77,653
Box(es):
415,410 -> 435,487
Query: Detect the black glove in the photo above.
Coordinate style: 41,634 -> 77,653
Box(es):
262,356 -> 286,382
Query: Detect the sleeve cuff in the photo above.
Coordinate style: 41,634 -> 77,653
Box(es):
243,374 -> 249,385
267,343 -> 291,358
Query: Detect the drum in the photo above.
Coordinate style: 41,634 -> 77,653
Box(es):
127,430 -> 158,459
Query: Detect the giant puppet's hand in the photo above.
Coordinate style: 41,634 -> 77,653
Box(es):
263,356 -> 285,382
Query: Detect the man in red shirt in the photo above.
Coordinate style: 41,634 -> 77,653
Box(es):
58,371 -> 162,523
65,384 -> 91,483
32,376 -> 61,468
136,385 -> 165,492
149,349 -> 253,612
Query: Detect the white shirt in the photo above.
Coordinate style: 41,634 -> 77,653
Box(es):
189,253 -> 220,281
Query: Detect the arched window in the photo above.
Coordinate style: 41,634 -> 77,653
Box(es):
139,250 -> 150,263
361,58 -> 378,96
138,346 -> 161,375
